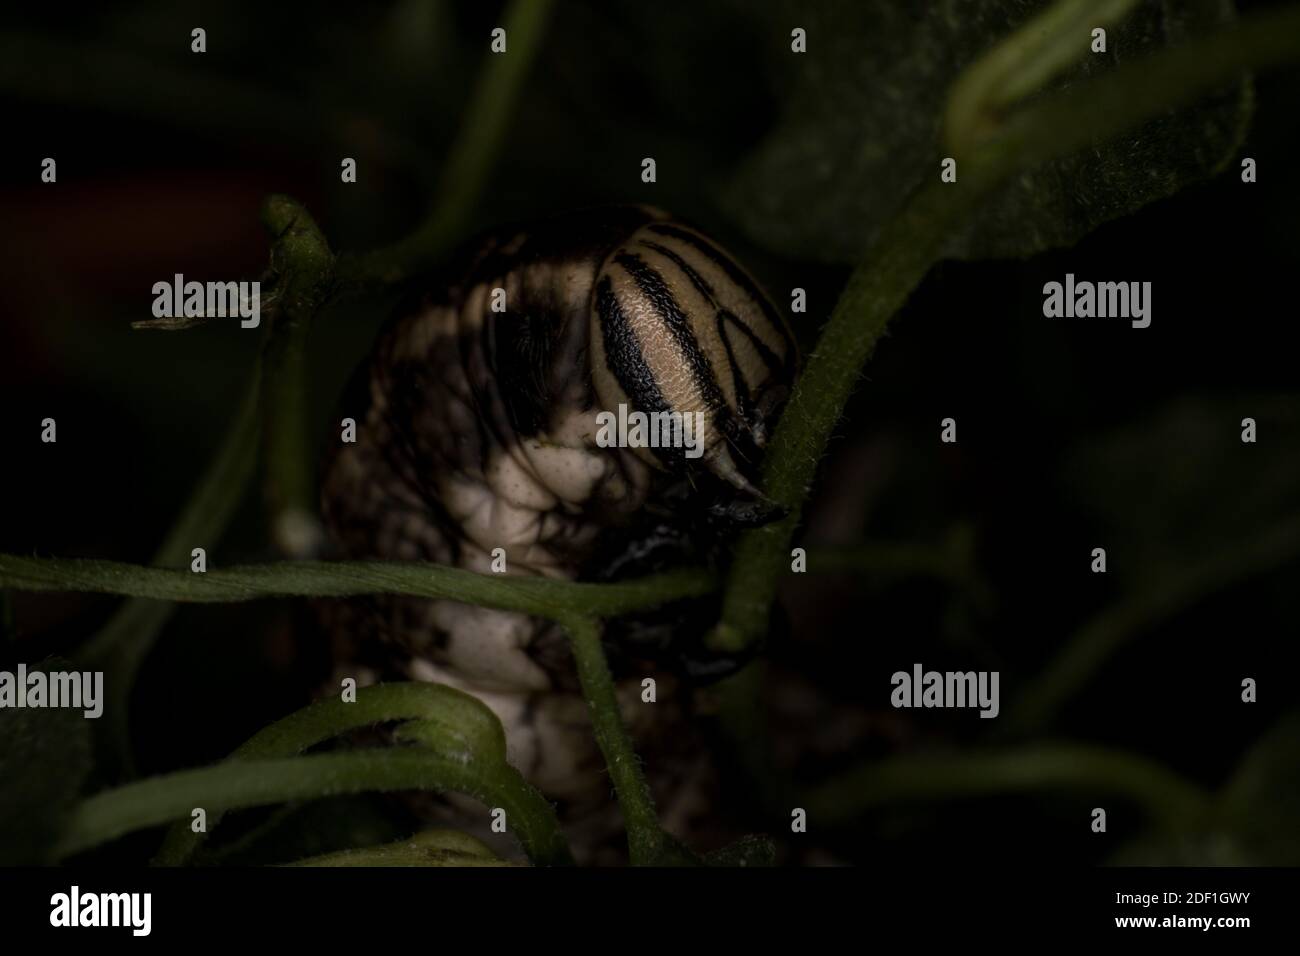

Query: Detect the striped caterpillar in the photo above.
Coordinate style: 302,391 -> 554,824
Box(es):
319,205 -> 797,856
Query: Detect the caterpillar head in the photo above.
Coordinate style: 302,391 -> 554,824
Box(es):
589,221 -> 797,524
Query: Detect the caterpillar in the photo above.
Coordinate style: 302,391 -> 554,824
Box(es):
319,205 -> 797,857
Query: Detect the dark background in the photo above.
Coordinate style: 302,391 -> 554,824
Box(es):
1,0 -> 1297,866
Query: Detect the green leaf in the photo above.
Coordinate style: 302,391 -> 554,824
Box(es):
705,834 -> 777,867
285,829 -> 517,867
724,0 -> 1249,263
1062,396 -> 1300,582
1107,829 -> 1254,865
0,658 -> 93,864
1218,711 -> 1300,865
149,682 -> 572,867
1119,713 -> 1300,864
195,797 -> 406,867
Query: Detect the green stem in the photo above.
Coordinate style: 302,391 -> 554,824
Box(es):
560,616 -> 690,866
58,0 -> 559,748
0,556 -> 716,625
709,2 -> 1300,653
805,743 -> 1211,830
144,683 -> 569,866
286,830 -> 516,867
56,750 -> 569,866
983,4 -> 1300,173
259,195 -> 336,556
809,525 -> 988,604
337,0 -> 556,285
710,179 -> 983,652
75,364 -> 262,770
945,0 -> 1141,152
59,0 -> 563,749
812,544 -> 956,579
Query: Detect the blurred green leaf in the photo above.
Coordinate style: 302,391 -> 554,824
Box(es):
704,834 -> 777,867
725,0 -> 1249,263
1107,829 -> 1254,865
1218,711 -> 1300,864
1063,395 -> 1300,582
197,797 -> 406,867
286,828 -> 517,867
1121,713 -> 1300,864
0,658 -> 93,864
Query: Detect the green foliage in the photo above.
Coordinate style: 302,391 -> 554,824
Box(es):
192,799 -> 406,867
726,0 -> 1249,263
0,659 -> 92,864
704,834 -> 777,868
710,0 -> 1300,654
2,0 -> 1299,869
1109,713 -> 1300,865
286,829 -> 517,868
1063,397 -> 1300,581
0,556 -> 714,620
804,743 -> 1211,829
1002,402 -> 1300,731
56,683 -> 572,867
1220,711 -> 1300,864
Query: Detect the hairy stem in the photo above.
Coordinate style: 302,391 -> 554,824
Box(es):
57,750 -> 569,865
710,2 -> 1300,653
285,829 -> 516,867
560,616 -> 691,865
0,556 -> 716,624
142,683 -> 570,866
710,179 -> 983,652
259,195 -> 336,556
